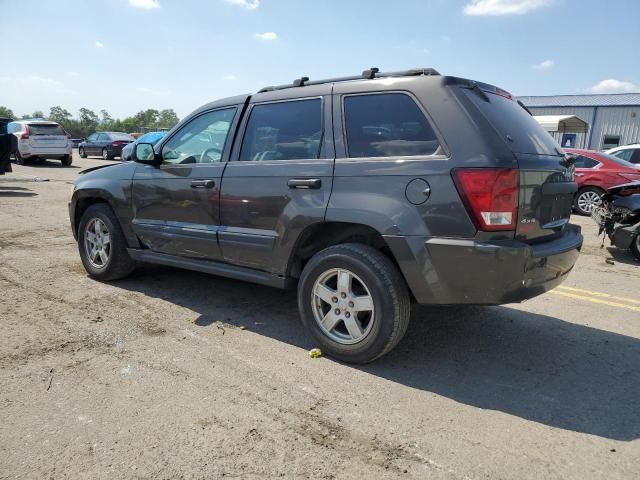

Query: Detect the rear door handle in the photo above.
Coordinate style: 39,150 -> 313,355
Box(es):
288,178 -> 322,189
190,179 -> 215,189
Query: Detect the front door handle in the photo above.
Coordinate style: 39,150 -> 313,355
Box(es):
191,179 -> 215,189
288,178 -> 322,189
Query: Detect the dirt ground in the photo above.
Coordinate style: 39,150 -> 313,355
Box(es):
1,152 -> 639,479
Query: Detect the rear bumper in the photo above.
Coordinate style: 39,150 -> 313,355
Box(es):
19,146 -> 71,157
385,224 -> 583,305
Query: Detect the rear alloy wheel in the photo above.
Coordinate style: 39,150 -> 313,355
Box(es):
79,147 -> 87,158
298,243 -> 411,363
574,187 -> 604,216
102,148 -> 109,160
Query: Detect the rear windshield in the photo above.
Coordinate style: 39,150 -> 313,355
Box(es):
461,89 -> 561,156
110,133 -> 134,141
28,123 -> 65,136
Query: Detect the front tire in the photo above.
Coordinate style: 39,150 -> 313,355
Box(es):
298,243 -> 411,364
102,148 -> 110,160
574,187 -> 604,216
78,204 -> 136,281
79,147 -> 87,158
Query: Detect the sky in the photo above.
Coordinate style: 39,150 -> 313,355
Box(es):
1,0 -> 639,119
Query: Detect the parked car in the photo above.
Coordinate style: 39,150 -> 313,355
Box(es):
78,132 -> 134,160
69,67 -> 583,363
564,148 -> 640,215
606,144 -> 640,164
7,120 -> 73,166
71,138 -> 85,148
120,131 -> 166,162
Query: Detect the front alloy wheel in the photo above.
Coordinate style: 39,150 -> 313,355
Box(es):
84,217 -> 111,269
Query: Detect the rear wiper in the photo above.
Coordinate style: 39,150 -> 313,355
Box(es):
465,81 -> 490,102
517,100 -> 532,116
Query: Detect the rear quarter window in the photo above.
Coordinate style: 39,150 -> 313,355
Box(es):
343,93 -> 442,158
461,89 -> 561,156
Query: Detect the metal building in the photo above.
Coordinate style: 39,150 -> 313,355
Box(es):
518,93 -> 640,150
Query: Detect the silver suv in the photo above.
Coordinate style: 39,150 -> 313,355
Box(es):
8,120 -> 73,166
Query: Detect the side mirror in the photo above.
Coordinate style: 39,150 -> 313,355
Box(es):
135,142 -> 156,163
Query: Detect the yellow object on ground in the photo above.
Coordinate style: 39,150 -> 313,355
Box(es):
309,348 -> 322,358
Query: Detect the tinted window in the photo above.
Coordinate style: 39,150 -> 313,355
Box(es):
462,89 -> 560,156
574,155 -> 599,169
162,108 -> 236,165
239,99 -> 322,161
343,93 -> 441,158
28,123 -> 65,136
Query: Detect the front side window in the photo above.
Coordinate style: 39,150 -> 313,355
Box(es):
87,134 -> 97,141
344,93 -> 441,158
161,108 -> 236,165
239,99 -> 322,161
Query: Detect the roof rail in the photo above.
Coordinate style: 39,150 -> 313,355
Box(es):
258,67 -> 440,93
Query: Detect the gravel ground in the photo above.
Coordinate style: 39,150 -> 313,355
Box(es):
1,152 -> 639,479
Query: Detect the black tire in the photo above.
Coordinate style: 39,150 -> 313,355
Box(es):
61,155 -> 72,167
78,203 -> 136,281
298,243 -> 411,364
574,186 -> 604,216
79,147 -> 87,158
102,148 -> 111,160
631,235 -> 640,261
15,152 -> 25,165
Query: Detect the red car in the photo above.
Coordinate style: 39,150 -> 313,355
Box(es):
565,148 -> 640,215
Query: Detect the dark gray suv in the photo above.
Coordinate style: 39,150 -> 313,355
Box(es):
69,68 -> 583,363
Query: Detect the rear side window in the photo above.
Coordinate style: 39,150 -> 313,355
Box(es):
343,93 -> 441,158
612,149 -> 634,162
461,89 -> 560,156
28,123 -> 65,136
110,133 -> 134,141
574,155 -> 599,168
239,99 -> 322,161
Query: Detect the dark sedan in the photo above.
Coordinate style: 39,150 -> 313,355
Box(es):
79,132 -> 134,160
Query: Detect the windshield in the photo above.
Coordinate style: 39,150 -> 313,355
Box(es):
28,123 -> 65,136
110,133 -> 134,141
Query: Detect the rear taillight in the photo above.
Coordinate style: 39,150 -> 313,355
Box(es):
452,168 -> 519,231
112,140 -> 124,146
20,125 -> 30,140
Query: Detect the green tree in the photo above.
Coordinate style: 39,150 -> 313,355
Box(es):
0,106 -> 15,119
99,109 -> 113,126
48,106 -> 72,125
157,109 -> 179,129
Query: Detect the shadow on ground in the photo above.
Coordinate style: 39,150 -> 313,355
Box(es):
0,186 -> 37,197
605,246 -> 640,266
115,264 -> 640,441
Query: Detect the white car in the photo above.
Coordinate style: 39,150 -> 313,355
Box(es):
606,144 -> 640,165
8,120 -> 73,166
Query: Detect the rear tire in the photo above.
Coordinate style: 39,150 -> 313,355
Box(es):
574,187 -> 604,216
298,243 -> 411,364
15,153 -> 25,165
631,235 -> 640,261
78,204 -> 136,281
79,147 -> 87,158
61,155 -> 72,167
